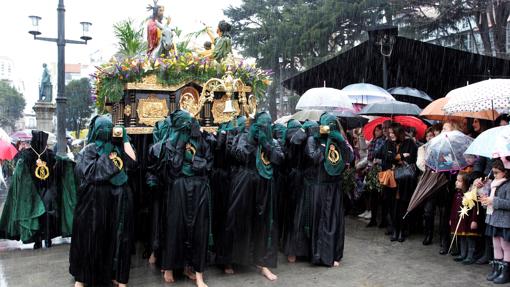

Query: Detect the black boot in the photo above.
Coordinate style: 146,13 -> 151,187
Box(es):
454,238 -> 467,262
439,236 -> 449,255
366,219 -> 377,227
390,230 -> 398,242
44,238 -> 52,248
422,232 -> 433,245
488,260 -> 503,281
494,261 -> 510,284
462,238 -> 476,265
398,230 -> 406,242
476,236 -> 493,265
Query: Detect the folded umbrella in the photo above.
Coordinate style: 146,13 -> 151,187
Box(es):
464,125 -> 510,158
405,169 -> 448,217
425,131 -> 474,172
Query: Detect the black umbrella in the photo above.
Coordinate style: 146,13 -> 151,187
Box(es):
388,87 -> 433,108
333,110 -> 369,129
357,100 -> 422,116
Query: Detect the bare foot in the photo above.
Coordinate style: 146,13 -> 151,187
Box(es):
118,284 -> 127,287
333,261 -> 340,267
184,267 -> 197,281
259,266 -> 278,281
196,272 -> 208,287
287,255 -> 296,263
112,280 -> 119,285
149,252 -> 157,264
224,264 -> 234,274
164,270 -> 175,283
74,282 -> 85,287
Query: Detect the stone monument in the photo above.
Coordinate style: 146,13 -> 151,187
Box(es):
33,63 -> 56,133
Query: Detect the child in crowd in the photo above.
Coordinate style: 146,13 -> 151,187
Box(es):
480,158 -> 510,284
449,171 -> 480,264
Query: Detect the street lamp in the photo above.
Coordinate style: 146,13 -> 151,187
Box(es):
28,0 -> 92,156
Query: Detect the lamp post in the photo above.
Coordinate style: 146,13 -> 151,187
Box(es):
28,0 -> 92,156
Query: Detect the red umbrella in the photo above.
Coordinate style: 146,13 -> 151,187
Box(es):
363,116 -> 428,141
0,140 -> 17,160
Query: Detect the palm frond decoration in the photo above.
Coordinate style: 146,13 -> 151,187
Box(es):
113,19 -> 147,58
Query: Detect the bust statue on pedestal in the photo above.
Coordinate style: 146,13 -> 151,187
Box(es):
39,63 -> 53,102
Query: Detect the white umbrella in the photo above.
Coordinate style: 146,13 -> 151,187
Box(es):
295,87 -> 354,111
342,83 -> 395,105
274,115 -> 292,125
443,79 -> 510,113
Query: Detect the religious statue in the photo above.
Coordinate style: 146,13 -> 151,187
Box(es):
205,20 -> 234,64
146,0 -> 176,59
39,63 -> 52,102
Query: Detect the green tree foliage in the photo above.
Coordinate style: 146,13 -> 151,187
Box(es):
0,81 -> 25,130
113,19 -> 147,58
392,0 -> 510,57
66,78 -> 94,138
224,0 -> 389,117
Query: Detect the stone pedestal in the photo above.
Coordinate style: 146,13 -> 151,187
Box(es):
33,101 -> 56,133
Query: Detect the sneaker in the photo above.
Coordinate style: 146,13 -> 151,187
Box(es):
357,211 -> 368,218
363,211 -> 372,219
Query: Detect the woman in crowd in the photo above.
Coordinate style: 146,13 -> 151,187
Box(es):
365,124 -> 385,227
70,116 -> 136,287
387,124 -> 417,242
480,158 -> 510,284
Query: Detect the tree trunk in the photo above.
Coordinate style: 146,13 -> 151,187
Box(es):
476,10 -> 493,55
492,1 -> 510,58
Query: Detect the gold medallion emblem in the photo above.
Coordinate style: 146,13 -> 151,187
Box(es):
261,150 -> 271,166
35,159 -> 50,180
327,144 -> 341,165
110,152 -> 124,170
186,143 -> 197,160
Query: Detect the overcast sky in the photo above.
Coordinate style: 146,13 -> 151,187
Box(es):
0,0 -> 241,112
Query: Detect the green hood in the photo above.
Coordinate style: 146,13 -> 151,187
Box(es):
319,112 -> 345,176
249,112 -> 273,179
87,115 -> 128,186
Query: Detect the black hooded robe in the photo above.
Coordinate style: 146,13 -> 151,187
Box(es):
158,135 -> 213,273
304,136 -> 353,266
69,144 -> 135,285
224,133 -> 283,268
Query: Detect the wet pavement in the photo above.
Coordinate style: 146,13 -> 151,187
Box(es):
0,216 -> 494,287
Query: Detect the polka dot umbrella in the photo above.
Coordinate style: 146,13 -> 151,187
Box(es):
443,79 -> 510,114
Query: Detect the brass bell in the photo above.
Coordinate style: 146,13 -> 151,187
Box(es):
223,99 -> 236,113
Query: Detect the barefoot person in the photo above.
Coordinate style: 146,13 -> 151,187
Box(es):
225,112 -> 284,280
69,116 -> 136,287
282,120 -> 316,263
155,110 -> 212,287
305,113 -> 353,267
